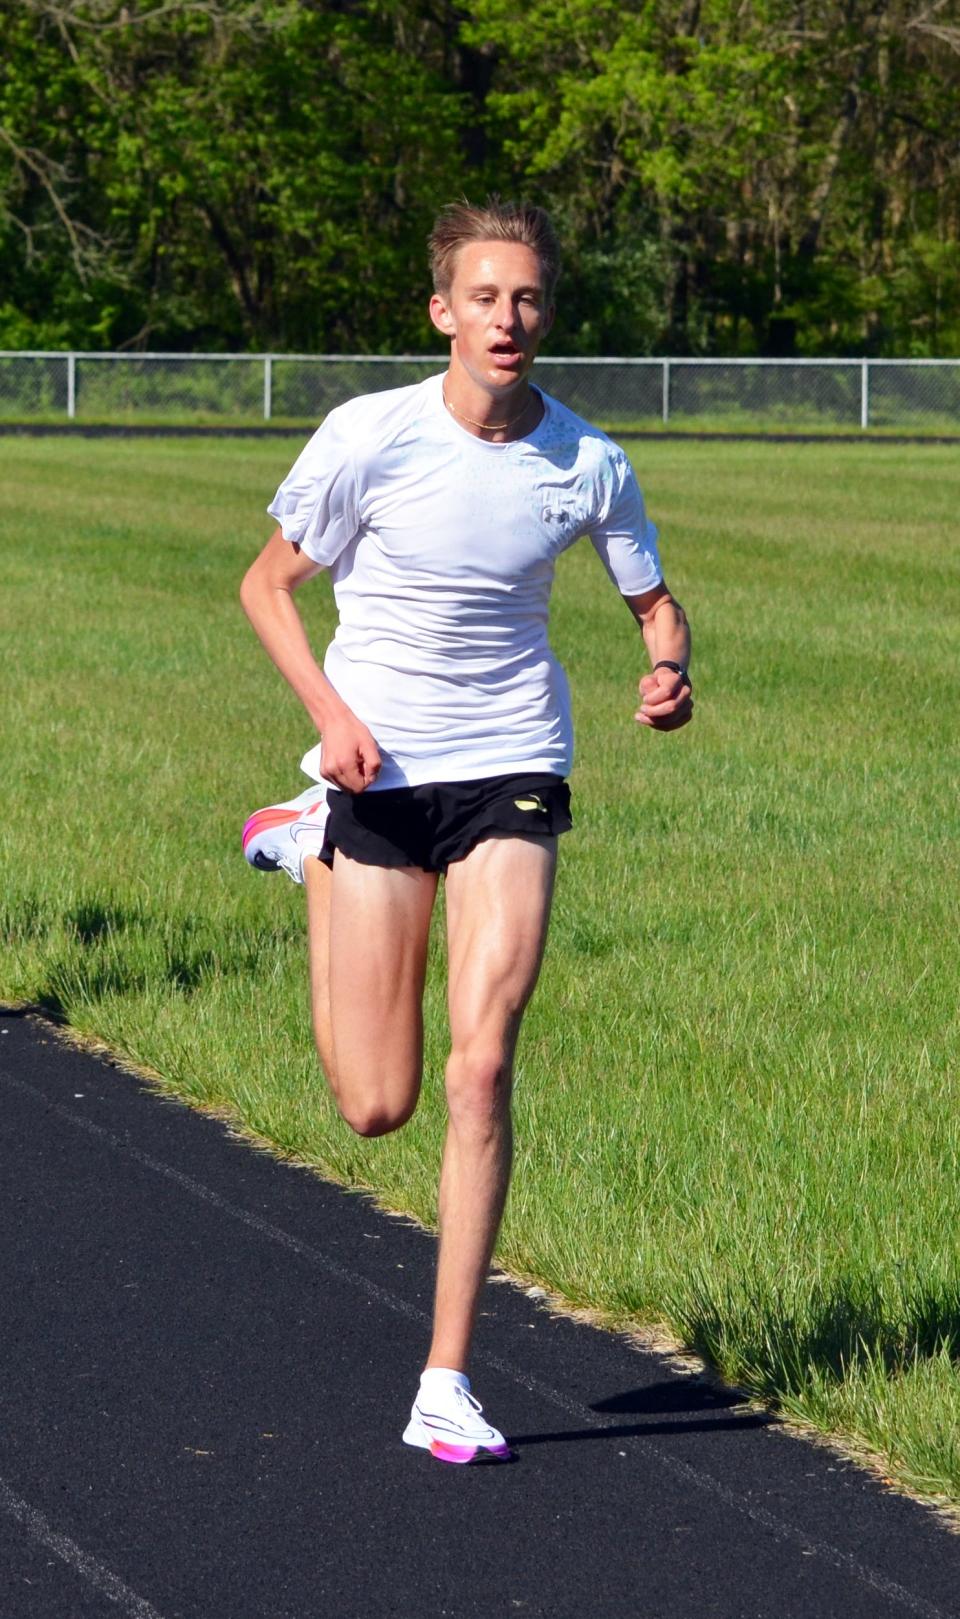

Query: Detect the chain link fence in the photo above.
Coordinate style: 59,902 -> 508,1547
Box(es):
2,351 -> 959,433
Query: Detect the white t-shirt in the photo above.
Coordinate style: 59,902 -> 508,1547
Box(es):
268,373 -> 662,790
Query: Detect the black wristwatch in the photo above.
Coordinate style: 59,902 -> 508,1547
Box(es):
654,659 -> 691,687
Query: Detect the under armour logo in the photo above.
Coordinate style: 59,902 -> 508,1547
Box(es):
542,504 -> 580,537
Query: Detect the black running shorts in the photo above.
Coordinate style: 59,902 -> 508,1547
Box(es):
321,772 -> 572,874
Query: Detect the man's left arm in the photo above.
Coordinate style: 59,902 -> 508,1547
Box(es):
623,584 -> 693,731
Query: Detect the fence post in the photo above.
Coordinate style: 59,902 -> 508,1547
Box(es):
860,359 -> 869,430
67,352 -> 76,420
263,355 -> 273,422
662,359 -> 670,426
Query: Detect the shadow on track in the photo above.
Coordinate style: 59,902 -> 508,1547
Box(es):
510,1379 -> 774,1447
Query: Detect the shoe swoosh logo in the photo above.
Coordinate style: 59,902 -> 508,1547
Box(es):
290,803 -> 327,842
417,1409 -> 497,1440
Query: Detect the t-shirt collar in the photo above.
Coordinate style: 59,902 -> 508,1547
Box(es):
428,372 -> 550,451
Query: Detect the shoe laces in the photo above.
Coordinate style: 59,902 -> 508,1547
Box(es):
418,1381 -> 490,1432
455,1385 -> 483,1416
447,1384 -> 497,1437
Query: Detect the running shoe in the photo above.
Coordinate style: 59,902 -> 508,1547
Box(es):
402,1372 -> 512,1464
241,783 -> 330,885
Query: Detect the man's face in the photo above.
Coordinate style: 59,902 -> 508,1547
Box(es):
429,240 -> 555,393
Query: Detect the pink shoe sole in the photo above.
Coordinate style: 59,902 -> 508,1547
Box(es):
429,1438 -> 513,1464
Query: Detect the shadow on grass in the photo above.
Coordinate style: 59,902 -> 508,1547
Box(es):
14,892 -> 298,1011
67,899 -> 134,944
36,949 -> 220,1006
680,1277 -> 960,1401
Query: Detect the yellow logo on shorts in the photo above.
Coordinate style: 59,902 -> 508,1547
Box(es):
514,795 -> 547,813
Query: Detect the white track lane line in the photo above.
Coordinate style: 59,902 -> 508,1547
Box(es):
2,1062 -> 956,1619
0,1476 -> 167,1618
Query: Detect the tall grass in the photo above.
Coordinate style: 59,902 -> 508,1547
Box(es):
3,434 -> 959,1504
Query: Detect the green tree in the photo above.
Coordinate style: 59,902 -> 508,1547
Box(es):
0,0 -> 479,349
1,0 -> 958,354
465,0 -> 960,354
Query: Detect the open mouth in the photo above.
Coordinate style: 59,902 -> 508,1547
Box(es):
488,341 -> 523,368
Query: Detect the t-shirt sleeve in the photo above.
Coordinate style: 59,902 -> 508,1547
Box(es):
266,408 -> 361,567
588,455 -> 663,595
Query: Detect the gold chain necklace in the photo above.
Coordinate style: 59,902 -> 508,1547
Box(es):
442,386 -> 533,432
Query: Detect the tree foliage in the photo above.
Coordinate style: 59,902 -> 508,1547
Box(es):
1,0 -> 958,353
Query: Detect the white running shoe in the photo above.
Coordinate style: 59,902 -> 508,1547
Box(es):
241,783 -> 330,885
402,1371 -> 512,1464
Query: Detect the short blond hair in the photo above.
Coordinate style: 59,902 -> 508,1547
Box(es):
428,198 -> 561,299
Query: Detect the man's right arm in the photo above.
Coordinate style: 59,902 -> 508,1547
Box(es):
239,527 -> 381,791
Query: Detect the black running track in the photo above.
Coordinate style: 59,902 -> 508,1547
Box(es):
1,1011 -> 957,1619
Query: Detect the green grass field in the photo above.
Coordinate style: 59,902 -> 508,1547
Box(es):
5,412 -> 960,438
3,434 -> 959,1507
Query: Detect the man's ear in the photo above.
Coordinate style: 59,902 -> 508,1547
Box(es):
429,292 -> 456,338
542,301 -> 556,337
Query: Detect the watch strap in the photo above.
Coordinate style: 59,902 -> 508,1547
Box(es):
653,659 -> 690,682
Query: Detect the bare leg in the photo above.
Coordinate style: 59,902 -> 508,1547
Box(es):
328,853 -> 439,1137
304,855 -> 336,1090
425,836 -> 557,1372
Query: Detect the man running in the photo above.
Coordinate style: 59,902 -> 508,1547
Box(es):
240,199 -> 693,1464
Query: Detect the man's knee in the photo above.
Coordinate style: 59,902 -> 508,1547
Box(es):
336,1085 -> 417,1138
333,1062 -> 414,1139
445,1045 -> 512,1128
